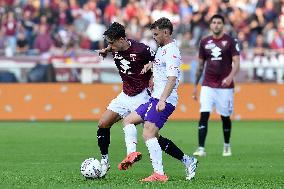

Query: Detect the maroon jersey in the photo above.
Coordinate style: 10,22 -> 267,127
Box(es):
199,33 -> 240,88
112,39 -> 155,96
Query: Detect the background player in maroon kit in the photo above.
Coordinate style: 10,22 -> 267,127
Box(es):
97,22 -> 194,177
192,14 -> 240,157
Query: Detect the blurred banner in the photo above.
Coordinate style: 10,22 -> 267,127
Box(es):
0,84 -> 283,121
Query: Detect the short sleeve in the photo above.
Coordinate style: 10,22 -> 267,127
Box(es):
142,45 -> 155,65
231,38 -> 240,56
165,47 -> 181,77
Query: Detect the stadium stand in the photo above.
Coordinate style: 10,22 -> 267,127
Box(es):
0,0 -> 283,83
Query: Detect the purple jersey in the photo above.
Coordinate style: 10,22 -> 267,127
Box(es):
112,39 -> 155,96
199,34 -> 240,88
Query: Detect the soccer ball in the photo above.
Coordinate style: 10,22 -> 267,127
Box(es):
80,158 -> 102,179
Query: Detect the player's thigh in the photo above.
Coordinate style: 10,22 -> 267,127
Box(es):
122,111 -> 144,126
98,109 -> 121,128
144,98 -> 175,129
107,92 -> 131,118
200,86 -> 215,112
215,89 -> 234,116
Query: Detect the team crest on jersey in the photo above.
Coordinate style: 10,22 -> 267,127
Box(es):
221,41 -> 228,47
162,49 -> 167,56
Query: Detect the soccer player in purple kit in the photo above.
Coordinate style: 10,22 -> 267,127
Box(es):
96,22 -> 197,178
118,18 -> 198,182
192,14 -> 240,157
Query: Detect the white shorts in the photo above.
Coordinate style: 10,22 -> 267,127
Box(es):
107,89 -> 150,118
199,86 -> 234,116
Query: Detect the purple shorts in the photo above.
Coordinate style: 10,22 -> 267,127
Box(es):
136,98 -> 175,129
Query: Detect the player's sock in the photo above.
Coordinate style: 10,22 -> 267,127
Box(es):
182,155 -> 191,167
102,154 -> 109,161
158,135 -> 184,161
97,128 -> 110,158
224,143 -> 230,148
221,115 -> 231,144
145,137 -> 164,175
123,124 -> 137,155
198,112 -> 210,147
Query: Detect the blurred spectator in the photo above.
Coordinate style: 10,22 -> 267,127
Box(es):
124,0 -> 139,22
248,7 -> 265,47
20,9 -> 36,48
0,29 -> 5,55
253,34 -> 268,56
85,18 -> 106,50
140,29 -> 157,51
16,28 -> 29,55
280,5 -> 284,30
33,24 -> 53,54
0,0 -> 282,76
2,11 -> 17,57
270,30 -> 284,52
104,0 -> 119,25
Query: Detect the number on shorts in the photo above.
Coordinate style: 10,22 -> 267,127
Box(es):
145,103 -> 152,117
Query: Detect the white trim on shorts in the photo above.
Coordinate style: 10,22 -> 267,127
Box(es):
199,86 -> 234,116
107,89 -> 150,118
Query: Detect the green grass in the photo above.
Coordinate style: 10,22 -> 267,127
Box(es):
0,121 -> 283,189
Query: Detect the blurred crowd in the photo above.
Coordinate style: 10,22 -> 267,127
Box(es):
0,0 -> 283,58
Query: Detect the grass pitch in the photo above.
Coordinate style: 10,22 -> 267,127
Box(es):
0,121 -> 283,189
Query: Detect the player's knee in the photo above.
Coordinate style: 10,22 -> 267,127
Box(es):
199,112 -> 210,125
122,117 -> 131,126
142,127 -> 155,141
98,120 -> 112,129
221,115 -> 230,122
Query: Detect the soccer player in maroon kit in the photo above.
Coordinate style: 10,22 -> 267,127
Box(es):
97,22 -> 195,178
192,14 -> 240,157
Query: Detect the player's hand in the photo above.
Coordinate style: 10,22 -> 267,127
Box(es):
192,86 -> 198,101
97,46 -> 111,58
222,76 -> 233,87
156,100 -> 166,112
141,62 -> 153,74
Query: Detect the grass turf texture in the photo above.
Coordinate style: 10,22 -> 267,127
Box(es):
0,121 -> 283,189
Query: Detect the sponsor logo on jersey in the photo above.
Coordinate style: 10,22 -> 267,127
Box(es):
205,43 -> 216,49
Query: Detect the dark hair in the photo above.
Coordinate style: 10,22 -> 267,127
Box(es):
103,22 -> 126,41
150,17 -> 173,35
210,14 -> 225,24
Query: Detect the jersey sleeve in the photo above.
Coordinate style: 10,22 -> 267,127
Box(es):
141,44 -> 156,65
230,38 -> 241,56
165,47 -> 181,77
